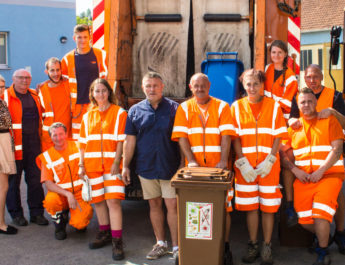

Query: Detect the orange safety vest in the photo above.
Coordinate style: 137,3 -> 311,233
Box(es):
4,85 -> 42,160
36,141 -> 82,193
61,48 -> 108,118
172,97 -> 233,167
230,97 -> 287,169
38,80 -> 71,143
79,104 -> 127,173
264,64 -> 298,120
289,117 -> 344,175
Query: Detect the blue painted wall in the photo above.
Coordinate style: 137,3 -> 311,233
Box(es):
301,30 -> 343,45
0,4 -> 75,88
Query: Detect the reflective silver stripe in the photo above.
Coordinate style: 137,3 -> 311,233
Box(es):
218,100 -> 227,117
69,78 -> 77,84
297,210 -> 312,218
72,133 -> 79,140
313,202 -> 336,216
84,152 -> 116,158
259,197 -> 281,206
104,186 -> 125,194
4,90 -> 9,105
295,159 -> 343,167
242,146 -> 272,154
114,108 -> 125,140
235,196 -> 259,205
219,124 -> 236,132
42,125 -> 50,131
70,93 -> 77,98
101,49 -> 108,77
293,146 -> 311,156
69,153 -> 79,161
43,151 -> 61,183
227,189 -> 234,197
82,112 -> 89,140
15,145 -> 22,151
283,113 -> 290,120
239,127 -> 273,136
235,184 -> 258,192
259,185 -> 278,194
42,112 -> 54,118
89,176 -> 104,185
87,134 -> 116,141
293,146 -> 332,156
91,188 -> 105,197
38,92 -> 45,109
46,157 -> 65,169
12,124 -> 22,129
58,179 -> 83,189
294,160 -> 310,166
264,90 -> 272,97
234,101 -> 241,132
265,64 -> 270,72
118,134 -> 126,141
279,98 -> 292,108
272,102 -> 279,132
173,126 -> 188,134
79,137 -> 87,144
72,123 -> 81,129
191,146 -> 221,153
181,101 -> 188,121
284,75 -> 297,94
273,126 -> 287,136
188,127 -> 220,135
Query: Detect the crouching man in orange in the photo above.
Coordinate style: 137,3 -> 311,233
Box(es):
281,87 -> 344,265
36,122 -> 93,240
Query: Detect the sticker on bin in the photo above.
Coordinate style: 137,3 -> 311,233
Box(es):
186,202 -> 213,240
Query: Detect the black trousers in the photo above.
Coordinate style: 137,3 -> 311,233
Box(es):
6,133 -> 44,218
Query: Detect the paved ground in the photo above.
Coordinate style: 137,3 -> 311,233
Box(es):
2,181 -> 345,265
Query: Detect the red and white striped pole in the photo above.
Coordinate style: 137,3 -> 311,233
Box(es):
92,0 -> 105,49
287,16 -> 301,76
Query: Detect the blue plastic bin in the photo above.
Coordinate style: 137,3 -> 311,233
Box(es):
201,52 -> 244,105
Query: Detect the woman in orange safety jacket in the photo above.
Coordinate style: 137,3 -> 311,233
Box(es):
229,69 -> 287,265
264,40 -> 298,121
78,78 -> 127,261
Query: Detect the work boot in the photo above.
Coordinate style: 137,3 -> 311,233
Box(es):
334,230 -> 345,254
53,211 -> 67,240
112,237 -> 124,260
89,230 -> 112,249
242,240 -> 260,263
30,215 -> 49,226
313,247 -> 331,265
309,234 -> 333,254
285,204 -> 298,227
224,242 -> 234,265
12,216 -> 28,226
260,242 -> 273,265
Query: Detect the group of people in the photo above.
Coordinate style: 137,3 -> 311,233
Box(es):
0,23 -> 344,265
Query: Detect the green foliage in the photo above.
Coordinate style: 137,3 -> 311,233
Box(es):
76,8 -> 92,25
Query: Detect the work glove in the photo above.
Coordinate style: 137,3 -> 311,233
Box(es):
255,154 -> 277,178
235,157 -> 257,183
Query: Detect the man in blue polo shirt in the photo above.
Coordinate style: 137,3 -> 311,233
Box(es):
122,72 -> 181,260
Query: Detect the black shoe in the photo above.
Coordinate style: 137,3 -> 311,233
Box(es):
224,242 -> 234,265
30,215 -> 49,226
76,227 -> 87,233
334,230 -> 345,255
0,225 -> 18,235
55,227 -> 67,240
313,247 -> 331,265
12,216 -> 28,226
89,230 -> 112,249
285,206 -> 298,227
112,237 -> 125,260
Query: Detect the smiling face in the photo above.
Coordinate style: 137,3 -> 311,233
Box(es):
189,74 -> 211,104
270,46 -> 287,67
50,126 -> 67,150
73,30 -> 91,54
92,83 -> 110,106
12,69 -> 32,93
46,61 -> 62,84
142,77 -> 164,105
242,74 -> 263,103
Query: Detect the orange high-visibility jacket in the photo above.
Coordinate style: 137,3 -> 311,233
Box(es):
3,85 -> 42,160
171,97 -> 234,167
61,48 -> 108,118
264,64 -> 298,120
296,86 -> 334,114
38,80 -> 71,143
36,141 -> 82,193
229,97 -> 287,173
288,116 -> 344,175
79,104 -> 127,173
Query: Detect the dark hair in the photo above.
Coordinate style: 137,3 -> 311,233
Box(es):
240,69 -> 266,83
45,57 -> 61,70
48,122 -> 67,137
74,24 -> 90,35
89,78 -> 116,105
270,40 -> 289,87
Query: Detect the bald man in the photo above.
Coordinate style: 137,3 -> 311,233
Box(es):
4,69 -> 47,227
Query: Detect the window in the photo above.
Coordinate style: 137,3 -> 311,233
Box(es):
318,48 -> 323,69
301,49 -> 312,71
326,47 -> 342,70
0,32 -> 8,68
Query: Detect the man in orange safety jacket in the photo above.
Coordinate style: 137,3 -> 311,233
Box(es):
281,87 -> 344,265
61,24 -> 107,140
39,57 -> 71,151
36,122 -> 93,240
171,73 -> 234,264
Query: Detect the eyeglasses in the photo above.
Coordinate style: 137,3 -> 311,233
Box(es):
14,76 -> 31,80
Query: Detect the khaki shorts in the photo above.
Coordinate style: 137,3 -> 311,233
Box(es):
138,176 -> 176,200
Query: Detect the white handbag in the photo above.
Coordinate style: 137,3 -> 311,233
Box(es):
82,176 -> 92,202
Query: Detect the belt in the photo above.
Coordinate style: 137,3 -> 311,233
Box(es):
0,129 -> 10,133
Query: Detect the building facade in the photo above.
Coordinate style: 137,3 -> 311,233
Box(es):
0,0 -> 76,87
